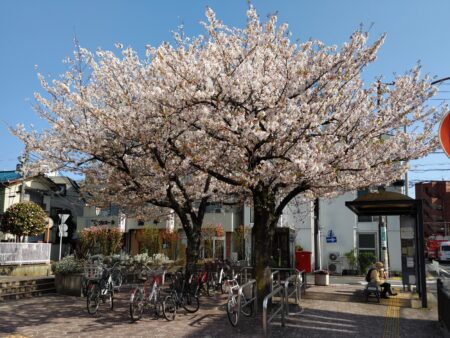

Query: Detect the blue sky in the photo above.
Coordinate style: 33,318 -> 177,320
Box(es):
1,0 -> 450,195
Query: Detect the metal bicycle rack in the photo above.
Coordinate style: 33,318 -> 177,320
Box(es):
238,279 -> 257,315
270,270 -> 281,292
284,271 -> 303,317
263,285 -> 285,337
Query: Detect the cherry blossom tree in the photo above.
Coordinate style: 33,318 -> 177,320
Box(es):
17,6 -> 447,306
142,7 -> 447,304
15,44 -> 232,273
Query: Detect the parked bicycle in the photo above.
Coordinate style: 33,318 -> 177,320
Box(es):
129,266 -> 166,321
162,270 -> 200,321
194,270 -> 215,297
82,258 -> 122,296
85,262 -> 119,315
225,274 -> 253,326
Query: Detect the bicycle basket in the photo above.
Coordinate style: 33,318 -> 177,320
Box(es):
84,265 -> 103,280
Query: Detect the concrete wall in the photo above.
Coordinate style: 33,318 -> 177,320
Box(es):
0,263 -> 52,277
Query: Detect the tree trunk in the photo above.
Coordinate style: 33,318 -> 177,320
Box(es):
251,186 -> 278,311
184,220 -> 202,278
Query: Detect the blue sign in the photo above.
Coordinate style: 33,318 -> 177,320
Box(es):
326,230 -> 337,243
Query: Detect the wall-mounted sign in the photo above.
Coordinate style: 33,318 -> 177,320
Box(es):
326,230 -> 337,243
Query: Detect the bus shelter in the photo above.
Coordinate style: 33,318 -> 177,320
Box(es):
345,191 -> 427,308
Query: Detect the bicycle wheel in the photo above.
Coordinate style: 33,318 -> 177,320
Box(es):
182,292 -> 199,313
241,300 -> 253,317
227,295 -> 239,326
129,288 -> 144,321
162,295 -> 177,321
87,283 -> 100,315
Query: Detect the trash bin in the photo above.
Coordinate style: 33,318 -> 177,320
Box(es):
295,251 -> 312,273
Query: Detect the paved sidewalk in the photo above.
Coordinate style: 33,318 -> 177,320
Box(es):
0,285 -> 444,338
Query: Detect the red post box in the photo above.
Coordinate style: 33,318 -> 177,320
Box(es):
295,251 -> 312,273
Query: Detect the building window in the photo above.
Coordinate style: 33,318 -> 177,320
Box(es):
358,215 -> 380,222
358,233 -> 377,257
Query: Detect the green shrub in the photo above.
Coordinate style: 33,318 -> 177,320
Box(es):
358,252 -> 377,274
344,249 -> 358,271
52,255 -> 84,275
1,201 -> 47,241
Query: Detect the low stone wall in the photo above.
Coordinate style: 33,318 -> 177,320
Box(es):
0,263 -> 52,277
55,273 -> 83,297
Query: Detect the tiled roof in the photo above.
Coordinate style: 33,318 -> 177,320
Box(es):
0,171 -> 22,182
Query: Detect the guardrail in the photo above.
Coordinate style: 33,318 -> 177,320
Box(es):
437,278 -> 450,331
238,279 -> 257,315
263,285 -> 285,337
0,243 -> 51,265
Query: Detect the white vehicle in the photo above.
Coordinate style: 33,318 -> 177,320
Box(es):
438,241 -> 450,262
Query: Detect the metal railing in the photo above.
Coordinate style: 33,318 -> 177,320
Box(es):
284,271 -> 303,317
270,270 -> 281,292
0,243 -> 51,265
437,278 -> 450,331
263,285 -> 285,337
238,279 -> 257,315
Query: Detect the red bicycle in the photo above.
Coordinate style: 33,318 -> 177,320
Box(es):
129,266 -> 168,321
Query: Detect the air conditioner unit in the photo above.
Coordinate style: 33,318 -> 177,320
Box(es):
329,252 -> 340,262
328,262 -> 343,275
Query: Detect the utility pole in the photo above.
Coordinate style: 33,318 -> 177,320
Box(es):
18,150 -> 29,202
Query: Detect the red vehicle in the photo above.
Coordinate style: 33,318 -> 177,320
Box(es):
426,238 -> 447,260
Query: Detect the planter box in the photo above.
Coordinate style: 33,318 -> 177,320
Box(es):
314,273 -> 329,286
55,273 -> 84,297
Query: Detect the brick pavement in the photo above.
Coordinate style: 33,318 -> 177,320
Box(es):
0,286 -> 444,338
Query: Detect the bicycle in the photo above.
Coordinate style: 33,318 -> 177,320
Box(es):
162,271 -> 200,321
194,270 -> 215,297
225,274 -> 253,327
85,262 -> 117,315
82,261 -> 122,296
110,263 -> 123,292
129,266 -> 166,321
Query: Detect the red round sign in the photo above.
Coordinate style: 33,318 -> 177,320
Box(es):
439,112 -> 450,157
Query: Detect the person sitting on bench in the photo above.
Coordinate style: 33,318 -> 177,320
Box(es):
370,262 -> 397,298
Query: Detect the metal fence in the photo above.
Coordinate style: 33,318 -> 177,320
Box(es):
437,278 -> 450,332
0,243 -> 51,265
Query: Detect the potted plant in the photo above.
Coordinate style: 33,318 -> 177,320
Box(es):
314,270 -> 329,286
295,244 -> 303,252
52,255 -> 85,296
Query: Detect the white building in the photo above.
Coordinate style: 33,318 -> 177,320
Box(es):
284,187 -> 404,273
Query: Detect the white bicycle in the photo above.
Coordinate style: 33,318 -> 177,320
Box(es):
225,274 -> 253,327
